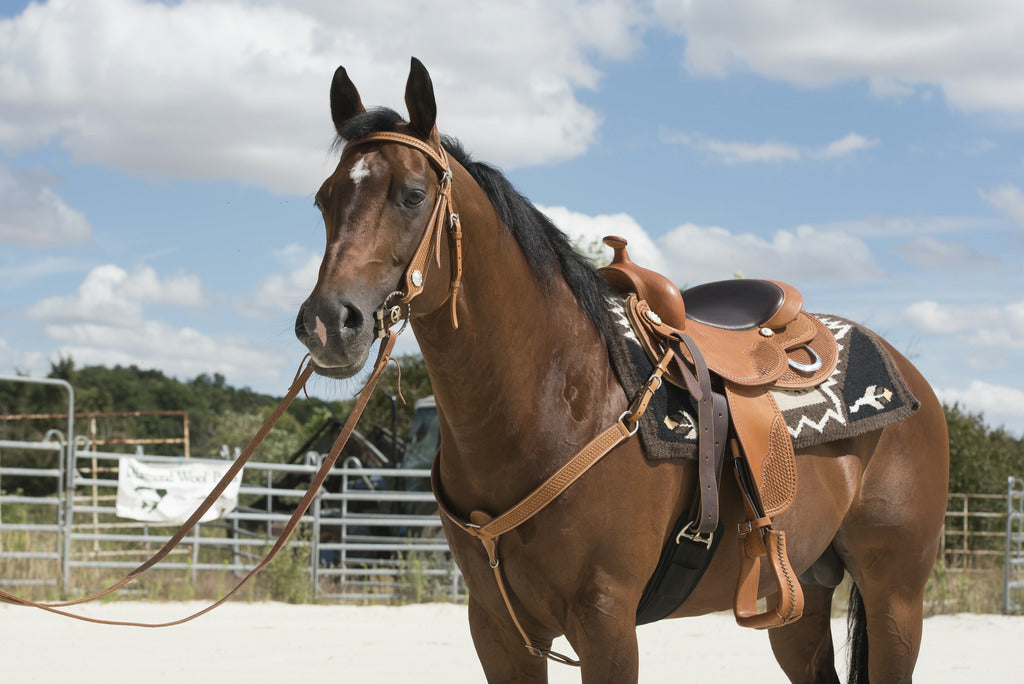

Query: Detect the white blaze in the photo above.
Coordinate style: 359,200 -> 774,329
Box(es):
350,157 -> 371,185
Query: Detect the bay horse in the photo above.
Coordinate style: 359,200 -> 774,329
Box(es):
295,58 -> 949,683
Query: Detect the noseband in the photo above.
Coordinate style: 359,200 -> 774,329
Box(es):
346,132 -> 464,333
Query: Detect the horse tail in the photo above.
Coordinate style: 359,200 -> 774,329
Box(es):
846,581 -> 869,684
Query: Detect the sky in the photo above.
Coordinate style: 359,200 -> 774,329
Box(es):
1,0 -> 1023,436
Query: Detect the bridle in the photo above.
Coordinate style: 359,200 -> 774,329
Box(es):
345,131 -> 464,334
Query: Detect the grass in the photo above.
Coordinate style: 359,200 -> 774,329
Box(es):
924,560 -> 1006,615
1,499 -> 458,606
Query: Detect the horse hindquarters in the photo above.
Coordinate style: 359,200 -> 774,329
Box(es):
833,344 -> 949,683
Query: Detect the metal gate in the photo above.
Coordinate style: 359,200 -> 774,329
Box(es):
1005,476 -> 1024,614
0,375 -> 74,592
2,371 -> 462,603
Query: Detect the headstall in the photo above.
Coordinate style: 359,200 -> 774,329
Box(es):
345,131 -> 464,333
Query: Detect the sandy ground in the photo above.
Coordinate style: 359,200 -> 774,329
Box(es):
1,602 -> 1020,682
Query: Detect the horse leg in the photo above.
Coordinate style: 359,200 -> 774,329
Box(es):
768,582 -> 841,684
468,597 -> 551,683
838,416 -> 946,679
842,564 -> 930,684
562,594 -> 640,684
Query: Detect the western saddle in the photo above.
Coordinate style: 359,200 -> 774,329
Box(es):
598,236 -> 838,629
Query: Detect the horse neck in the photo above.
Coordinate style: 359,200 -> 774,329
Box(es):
410,164 -> 621,510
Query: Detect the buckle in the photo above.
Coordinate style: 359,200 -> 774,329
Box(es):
374,290 -> 409,339
618,410 -> 640,437
676,521 -> 714,548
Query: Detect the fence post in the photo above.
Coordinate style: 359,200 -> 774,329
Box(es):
1007,476 -> 1024,614
311,452 -> 323,598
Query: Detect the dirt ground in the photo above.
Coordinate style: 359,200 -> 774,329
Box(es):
1,602 -> 1020,682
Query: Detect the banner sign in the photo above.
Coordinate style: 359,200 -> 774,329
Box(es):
116,458 -> 242,524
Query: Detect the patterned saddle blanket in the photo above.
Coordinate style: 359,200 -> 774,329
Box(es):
603,296 -> 920,461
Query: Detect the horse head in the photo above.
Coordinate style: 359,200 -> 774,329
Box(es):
296,58 -> 456,379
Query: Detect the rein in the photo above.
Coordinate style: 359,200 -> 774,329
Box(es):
0,334 -> 399,625
0,130 -> 462,625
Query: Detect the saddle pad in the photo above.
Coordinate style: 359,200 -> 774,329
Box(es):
603,297 -> 919,460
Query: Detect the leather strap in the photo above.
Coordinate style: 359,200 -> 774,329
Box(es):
668,334 -> 720,537
433,351 -> 673,666
350,132 -> 463,328
1,334 -> 400,626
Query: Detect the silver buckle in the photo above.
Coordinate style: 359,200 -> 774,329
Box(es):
676,521 -> 714,548
374,290 -> 409,339
618,410 -> 640,437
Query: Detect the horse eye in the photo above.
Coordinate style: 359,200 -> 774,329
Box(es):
403,188 -> 427,208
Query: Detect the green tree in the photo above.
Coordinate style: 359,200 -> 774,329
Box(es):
945,403 -> 1024,493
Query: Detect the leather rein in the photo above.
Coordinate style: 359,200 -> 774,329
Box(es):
0,130 -> 456,626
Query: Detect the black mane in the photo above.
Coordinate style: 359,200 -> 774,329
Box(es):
334,107 -> 615,342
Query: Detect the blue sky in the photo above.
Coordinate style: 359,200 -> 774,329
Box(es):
2,0 -> 1023,436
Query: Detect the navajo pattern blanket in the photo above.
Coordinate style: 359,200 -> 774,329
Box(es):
603,296 -> 920,461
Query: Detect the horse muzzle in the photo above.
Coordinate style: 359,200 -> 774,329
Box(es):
295,292 -> 374,379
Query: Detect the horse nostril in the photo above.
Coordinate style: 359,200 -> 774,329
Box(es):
341,303 -> 363,331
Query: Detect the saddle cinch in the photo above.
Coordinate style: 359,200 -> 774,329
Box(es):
598,236 -> 839,630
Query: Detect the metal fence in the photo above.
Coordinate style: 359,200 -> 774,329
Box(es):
3,446 -> 463,602
1,374 -> 463,603
1006,476 -> 1024,614
942,492 -> 1008,570
61,450 -> 463,602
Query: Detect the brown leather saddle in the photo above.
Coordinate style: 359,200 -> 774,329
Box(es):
599,236 -> 839,629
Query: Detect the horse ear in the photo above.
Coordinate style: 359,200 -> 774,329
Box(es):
405,57 -> 438,140
330,66 -> 365,135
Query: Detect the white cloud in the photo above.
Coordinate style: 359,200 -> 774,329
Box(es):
904,300 -> 979,334
238,246 -> 320,318
659,222 -> 881,284
698,138 -> 801,165
0,255 -> 86,288
980,183 -> 1024,228
42,320 -> 286,384
904,299 -> 1024,348
12,260 -> 293,387
538,205 -> 668,272
0,163 -> 91,246
655,0 -> 1024,116
815,132 -> 878,159
541,205 -> 882,285
0,336 -> 45,375
28,264 -> 204,325
0,0 -> 646,194
938,381 -> 1024,435
815,215 -> 996,238
894,236 -> 998,270
667,130 -> 877,164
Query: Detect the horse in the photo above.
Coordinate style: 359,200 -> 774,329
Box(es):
295,58 -> 949,683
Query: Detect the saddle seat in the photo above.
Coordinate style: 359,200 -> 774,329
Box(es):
683,279 -> 801,331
